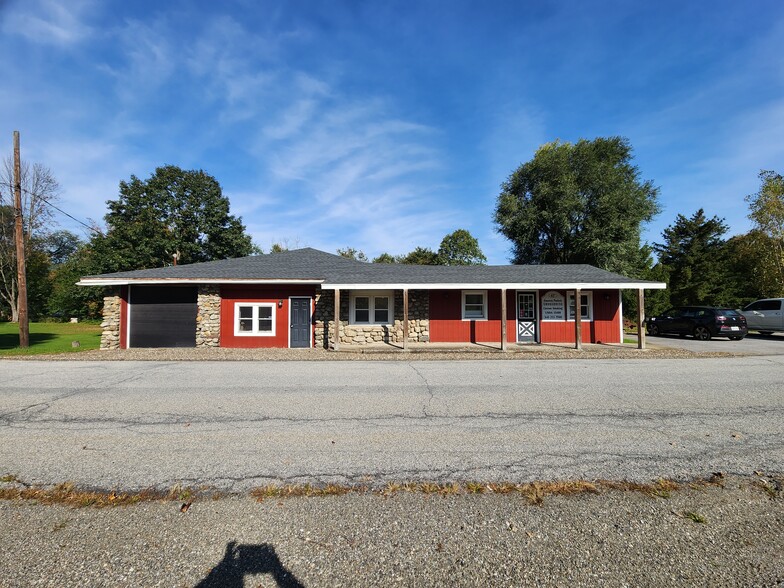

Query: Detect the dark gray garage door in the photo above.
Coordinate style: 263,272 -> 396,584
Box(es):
129,286 -> 197,348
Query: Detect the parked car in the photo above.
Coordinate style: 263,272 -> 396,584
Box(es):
741,298 -> 784,334
646,306 -> 747,340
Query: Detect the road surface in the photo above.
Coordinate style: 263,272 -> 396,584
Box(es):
1,356 -> 782,490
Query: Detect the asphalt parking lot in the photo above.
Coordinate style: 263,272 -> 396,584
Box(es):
641,330 -> 783,355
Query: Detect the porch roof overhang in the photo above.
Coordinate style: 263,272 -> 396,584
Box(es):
320,281 -> 667,290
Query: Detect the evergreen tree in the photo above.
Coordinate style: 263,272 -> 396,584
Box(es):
654,209 -> 731,306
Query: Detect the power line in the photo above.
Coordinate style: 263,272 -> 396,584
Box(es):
17,186 -> 101,233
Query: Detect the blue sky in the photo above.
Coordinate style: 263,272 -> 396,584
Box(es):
1,0 -> 782,264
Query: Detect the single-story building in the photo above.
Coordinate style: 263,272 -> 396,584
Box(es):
78,247 -> 666,351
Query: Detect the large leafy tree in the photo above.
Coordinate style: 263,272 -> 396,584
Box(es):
92,165 -> 255,273
437,229 -> 486,265
654,209 -> 731,306
494,137 -> 659,276
744,170 -> 784,296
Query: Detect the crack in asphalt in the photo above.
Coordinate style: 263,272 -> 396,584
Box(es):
0,364 -> 173,425
3,405 -> 782,429
408,362 -> 435,417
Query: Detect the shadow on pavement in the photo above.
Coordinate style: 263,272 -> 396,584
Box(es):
195,541 -> 304,588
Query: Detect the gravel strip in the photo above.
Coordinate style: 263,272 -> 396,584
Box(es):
0,474 -> 781,587
3,344 -> 737,361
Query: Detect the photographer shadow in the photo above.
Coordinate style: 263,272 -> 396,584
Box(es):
195,541 -> 304,588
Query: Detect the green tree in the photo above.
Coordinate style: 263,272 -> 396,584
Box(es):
724,231 -> 771,304
93,165 -> 255,272
744,170 -> 784,296
47,244 -> 105,319
494,137 -> 659,276
399,246 -> 439,265
437,229 -> 487,265
654,209 -> 731,306
336,247 -> 368,262
372,252 -> 398,264
43,230 -> 82,265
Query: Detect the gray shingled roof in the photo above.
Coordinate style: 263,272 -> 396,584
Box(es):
82,248 -> 362,281
80,247 -> 664,288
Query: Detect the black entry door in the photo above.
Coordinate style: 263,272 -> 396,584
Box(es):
290,297 -> 311,348
129,286 -> 197,348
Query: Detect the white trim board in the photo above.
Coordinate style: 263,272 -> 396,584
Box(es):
78,278 -> 324,286
321,282 -> 667,290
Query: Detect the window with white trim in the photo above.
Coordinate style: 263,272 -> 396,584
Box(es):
234,302 -> 276,336
462,290 -> 487,320
567,292 -> 593,321
350,292 -> 393,325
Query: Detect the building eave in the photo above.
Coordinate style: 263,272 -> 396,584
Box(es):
77,278 -> 325,287
319,282 -> 667,290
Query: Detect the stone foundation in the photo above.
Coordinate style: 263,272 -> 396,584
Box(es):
100,295 -> 121,350
314,289 -> 429,349
196,285 -> 221,347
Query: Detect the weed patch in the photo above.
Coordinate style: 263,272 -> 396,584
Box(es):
0,480 -> 196,508
753,479 -> 780,499
249,478 -> 684,505
683,511 -> 708,524
0,475 -> 731,508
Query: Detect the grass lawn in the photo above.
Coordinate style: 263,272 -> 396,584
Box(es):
0,322 -> 102,356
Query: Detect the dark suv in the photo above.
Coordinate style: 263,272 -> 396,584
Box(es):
646,306 -> 747,340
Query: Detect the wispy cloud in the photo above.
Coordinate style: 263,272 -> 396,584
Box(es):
0,0 -> 95,46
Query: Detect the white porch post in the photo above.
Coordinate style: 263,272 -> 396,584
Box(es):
501,288 -> 507,351
403,288 -> 409,351
333,288 -> 340,351
574,288 -> 582,350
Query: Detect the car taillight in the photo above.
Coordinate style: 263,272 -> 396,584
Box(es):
716,315 -> 726,322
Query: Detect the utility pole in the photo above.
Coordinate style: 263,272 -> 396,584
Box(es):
13,131 -> 29,348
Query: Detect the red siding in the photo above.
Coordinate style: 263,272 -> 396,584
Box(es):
539,290 -> 621,344
429,290 -> 516,343
220,285 -> 317,348
119,285 -> 128,350
430,289 -> 621,344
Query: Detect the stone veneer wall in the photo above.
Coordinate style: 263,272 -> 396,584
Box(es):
196,285 -> 221,347
314,289 -> 429,348
100,294 -> 121,350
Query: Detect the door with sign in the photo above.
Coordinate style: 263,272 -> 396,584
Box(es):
517,292 -> 537,343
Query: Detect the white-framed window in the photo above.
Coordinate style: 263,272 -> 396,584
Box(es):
234,302 -> 276,336
462,290 -> 488,320
350,291 -> 393,325
567,292 -> 593,321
